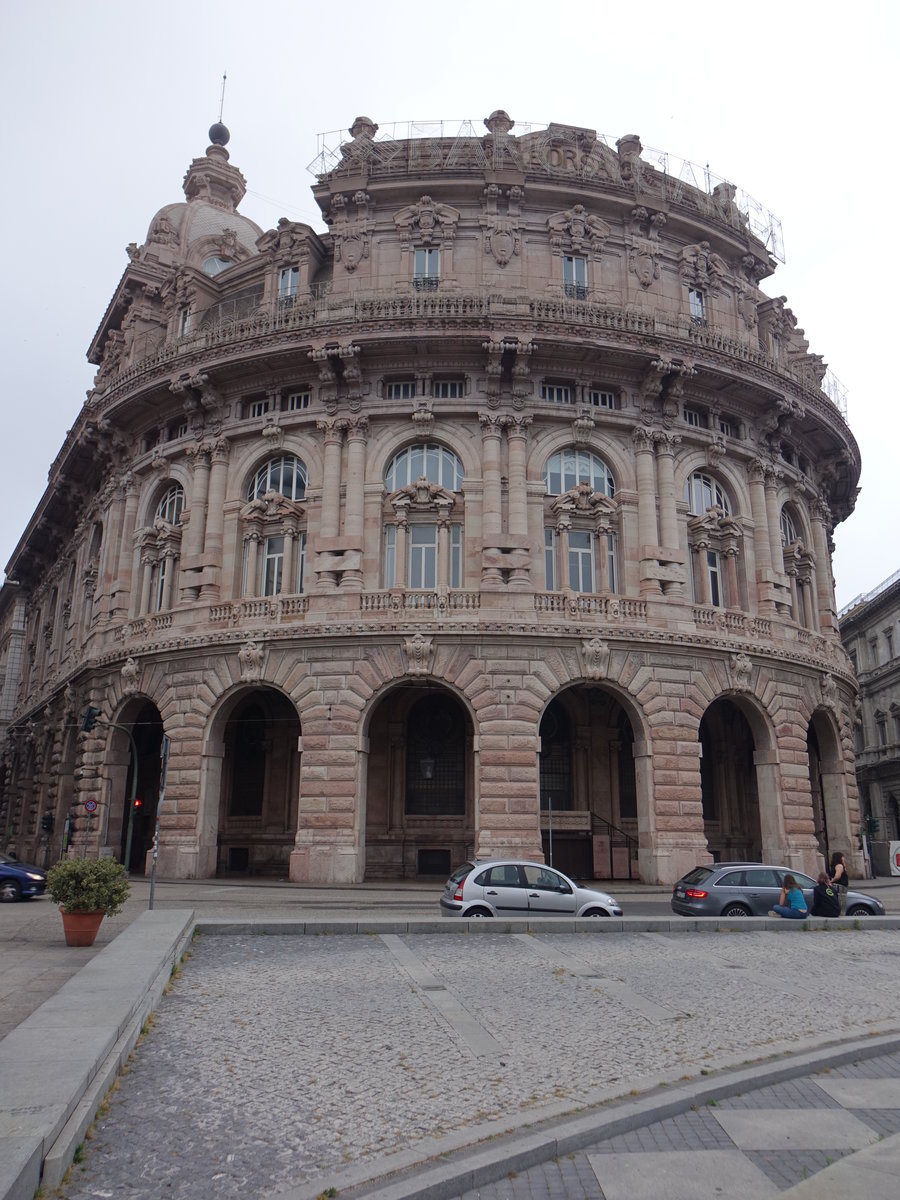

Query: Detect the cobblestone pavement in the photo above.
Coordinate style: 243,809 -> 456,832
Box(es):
58,928 -> 900,1200
452,1051 -> 900,1198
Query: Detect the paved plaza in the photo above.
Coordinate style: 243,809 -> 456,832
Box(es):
51,923 -> 900,1200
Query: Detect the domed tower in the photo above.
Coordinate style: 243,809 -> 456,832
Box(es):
0,114 -> 861,886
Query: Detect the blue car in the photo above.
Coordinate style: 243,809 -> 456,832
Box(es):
0,851 -> 47,901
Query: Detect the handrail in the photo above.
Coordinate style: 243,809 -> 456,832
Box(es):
591,814 -> 639,880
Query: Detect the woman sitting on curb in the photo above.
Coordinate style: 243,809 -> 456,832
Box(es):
769,874 -> 809,919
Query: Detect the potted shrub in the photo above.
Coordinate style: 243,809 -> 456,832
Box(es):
46,857 -> 131,946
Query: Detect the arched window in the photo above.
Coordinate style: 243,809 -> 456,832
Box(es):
155,484 -> 185,525
542,449 -> 618,595
544,449 -> 615,498
248,455 -> 308,502
780,507 -> 798,546
685,471 -> 731,515
383,445 -> 464,591
384,444 -> 463,492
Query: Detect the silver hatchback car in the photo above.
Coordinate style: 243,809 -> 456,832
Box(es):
440,859 -> 623,918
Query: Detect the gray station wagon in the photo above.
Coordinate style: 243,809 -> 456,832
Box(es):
671,862 -> 885,918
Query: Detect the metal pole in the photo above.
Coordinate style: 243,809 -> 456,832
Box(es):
547,793 -> 553,868
148,735 -> 171,910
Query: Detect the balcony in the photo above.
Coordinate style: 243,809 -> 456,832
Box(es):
412,275 -> 439,291
534,592 -> 648,622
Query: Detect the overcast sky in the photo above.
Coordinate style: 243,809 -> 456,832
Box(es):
0,1 -> 895,609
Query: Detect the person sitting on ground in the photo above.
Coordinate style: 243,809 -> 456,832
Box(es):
769,874 -> 809,919
811,871 -> 841,917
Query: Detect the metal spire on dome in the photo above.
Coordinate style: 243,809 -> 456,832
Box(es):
209,72 -> 230,147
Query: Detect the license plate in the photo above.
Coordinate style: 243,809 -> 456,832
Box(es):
675,888 -> 685,898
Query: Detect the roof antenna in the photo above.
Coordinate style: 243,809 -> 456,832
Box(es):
218,71 -> 227,122
209,73 -> 230,147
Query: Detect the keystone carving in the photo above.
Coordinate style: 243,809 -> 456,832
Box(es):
547,204 -> 610,259
403,632 -> 434,676
581,637 -> 611,680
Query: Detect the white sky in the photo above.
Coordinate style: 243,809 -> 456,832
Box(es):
0,0 -> 896,609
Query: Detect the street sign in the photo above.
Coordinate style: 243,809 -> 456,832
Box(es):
84,799 -> 98,814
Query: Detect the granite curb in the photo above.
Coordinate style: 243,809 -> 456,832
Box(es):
0,909 -> 194,1200
267,1030 -> 900,1200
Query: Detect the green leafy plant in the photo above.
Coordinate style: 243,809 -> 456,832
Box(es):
46,857 -> 130,915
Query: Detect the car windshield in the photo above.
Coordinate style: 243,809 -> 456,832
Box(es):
0,852 -> 14,865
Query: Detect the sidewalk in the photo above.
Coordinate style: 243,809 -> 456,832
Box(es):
3,878 -> 900,1200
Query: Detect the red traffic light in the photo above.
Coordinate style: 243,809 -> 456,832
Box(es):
133,797 -> 143,809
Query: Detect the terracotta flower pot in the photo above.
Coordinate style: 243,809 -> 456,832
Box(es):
59,907 -> 105,947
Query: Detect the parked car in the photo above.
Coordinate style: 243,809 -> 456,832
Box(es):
440,859 -> 623,918
0,851 -> 47,901
671,861 -> 885,918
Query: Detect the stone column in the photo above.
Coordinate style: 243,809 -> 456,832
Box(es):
318,419 -> 345,539
139,554 -> 154,616
112,475 -> 140,617
693,541 -> 711,606
556,518 -> 571,590
788,568 -> 800,622
764,465 -> 785,572
811,497 -> 837,631
437,517 -> 451,592
181,445 -> 211,601
724,547 -> 740,609
200,439 -> 229,599
282,527 -> 295,595
654,431 -> 684,598
747,459 -> 775,613
244,533 -> 260,597
596,527 -> 611,594
394,519 -> 408,590
633,427 -> 661,595
161,552 -> 176,611
506,416 -> 530,537
480,414 -> 504,585
342,417 -> 368,590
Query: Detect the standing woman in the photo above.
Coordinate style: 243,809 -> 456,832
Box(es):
830,850 -> 849,914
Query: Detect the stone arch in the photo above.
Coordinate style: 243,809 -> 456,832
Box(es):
201,680 -> 302,875
675,450 -> 752,519
806,704 -> 852,869
137,469 -> 190,528
536,679 -> 649,880
229,435 -> 322,502
363,680 -> 476,879
527,425 -> 635,494
102,694 -> 165,873
364,420 -> 481,488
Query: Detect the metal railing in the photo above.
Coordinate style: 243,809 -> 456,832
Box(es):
591,814 -> 639,880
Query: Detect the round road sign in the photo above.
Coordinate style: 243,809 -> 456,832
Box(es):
84,799 -> 98,814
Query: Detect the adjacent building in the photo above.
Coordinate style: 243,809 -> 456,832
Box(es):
840,570 -> 900,872
0,112 -> 862,884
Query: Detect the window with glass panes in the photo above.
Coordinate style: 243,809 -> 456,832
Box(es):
279,266 -> 299,300
155,484 -> 184,525
385,444 -> 463,491
414,247 -> 439,288
544,449 -> 615,497
689,288 -> 705,322
563,255 -> 587,298
248,455 -> 308,501
568,530 -> 594,592
685,471 -> 730,515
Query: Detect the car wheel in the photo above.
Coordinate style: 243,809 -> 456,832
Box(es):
466,907 -> 493,918
721,903 -> 752,917
0,878 -> 21,902
846,904 -> 872,917
583,908 -> 610,917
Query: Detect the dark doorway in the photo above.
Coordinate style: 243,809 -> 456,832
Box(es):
119,702 -> 164,874
699,699 -> 761,861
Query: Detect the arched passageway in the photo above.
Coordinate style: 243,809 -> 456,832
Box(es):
539,688 -> 639,880
107,700 -> 164,874
699,698 -> 761,862
216,688 -> 301,875
806,709 -> 850,868
365,685 -> 474,879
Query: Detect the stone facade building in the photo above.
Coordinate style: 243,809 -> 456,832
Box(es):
840,571 -> 900,872
0,112 -> 862,885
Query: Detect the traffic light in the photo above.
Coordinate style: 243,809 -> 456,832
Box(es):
40,812 -> 54,833
866,814 -> 880,837
80,706 -> 102,732
133,797 -> 143,810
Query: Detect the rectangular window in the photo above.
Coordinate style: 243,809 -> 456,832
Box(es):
544,528 -> 556,590
568,530 -> 594,593
414,247 -> 439,290
279,266 -> 299,300
385,380 -> 417,400
284,390 -> 311,411
169,421 -> 188,441
263,536 -> 284,597
689,288 -> 706,323
177,307 -> 191,337
707,549 -> 722,607
563,255 -> 587,299
588,389 -> 617,409
248,399 -> 270,419
383,525 -> 397,589
540,382 -> 573,404
409,526 -> 438,589
450,523 -> 462,589
432,379 -> 465,398
877,719 -> 887,747
718,416 -> 734,437
885,629 -> 894,659
684,408 -> 706,428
